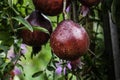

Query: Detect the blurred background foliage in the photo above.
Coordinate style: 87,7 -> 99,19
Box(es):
0,0 -> 119,80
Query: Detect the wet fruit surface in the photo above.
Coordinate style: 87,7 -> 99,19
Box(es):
50,20 -> 89,60
32,0 -> 69,16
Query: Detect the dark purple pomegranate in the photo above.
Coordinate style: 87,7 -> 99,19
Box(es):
19,10 -> 52,57
32,0 -> 70,16
50,20 -> 89,61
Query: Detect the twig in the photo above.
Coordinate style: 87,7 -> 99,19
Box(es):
63,0 -> 67,20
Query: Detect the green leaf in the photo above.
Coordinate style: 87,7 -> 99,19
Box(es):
1,38 -> 14,47
8,0 -> 20,15
11,7 -> 20,15
52,60 -> 59,67
44,73 -> 49,80
0,31 -> 10,40
32,71 -> 43,78
47,66 -> 55,71
8,0 -> 13,7
33,26 -> 49,34
18,0 -> 23,5
58,76 -> 65,80
12,16 -> 33,32
0,45 -> 9,53
16,63 -> 24,71
17,26 -> 50,34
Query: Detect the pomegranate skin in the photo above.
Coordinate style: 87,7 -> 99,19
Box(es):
32,0 -> 69,16
19,11 -> 52,56
79,0 -> 100,7
20,11 -> 52,46
50,20 -> 89,61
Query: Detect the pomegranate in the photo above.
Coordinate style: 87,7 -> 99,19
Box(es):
79,0 -> 100,7
50,20 -> 89,61
32,0 -> 70,16
19,10 -> 52,57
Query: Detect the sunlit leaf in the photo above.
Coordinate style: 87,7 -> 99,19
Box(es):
17,26 -> 49,34
12,16 -> 33,32
32,71 -> 43,78
33,26 -> 49,34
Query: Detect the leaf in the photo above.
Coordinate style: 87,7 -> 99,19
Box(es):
8,0 -> 19,15
8,0 -> 13,7
44,73 -> 49,80
17,26 -> 50,34
18,0 -> 23,5
47,66 -> 55,71
33,26 -> 49,34
58,76 -> 65,80
32,71 -> 43,78
1,38 -> 14,47
16,63 -> 24,71
12,16 -> 33,32
52,60 -> 59,67
0,31 -> 10,40
0,45 -> 9,53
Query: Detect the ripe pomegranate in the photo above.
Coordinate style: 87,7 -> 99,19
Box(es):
19,10 -> 52,57
32,0 -> 70,16
79,0 -> 100,7
50,20 -> 89,61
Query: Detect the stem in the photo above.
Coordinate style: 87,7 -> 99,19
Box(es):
88,49 -> 96,57
75,72 -> 81,80
7,13 -> 15,34
65,70 -> 68,80
14,49 -> 22,65
63,0 -> 67,20
71,0 -> 78,22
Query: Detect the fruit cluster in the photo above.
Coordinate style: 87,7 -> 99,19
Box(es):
19,0 -> 100,60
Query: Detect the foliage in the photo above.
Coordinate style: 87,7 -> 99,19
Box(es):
0,0 -> 118,80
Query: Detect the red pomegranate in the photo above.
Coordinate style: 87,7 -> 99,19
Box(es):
79,0 -> 100,7
32,0 -> 70,16
19,10 -> 52,57
50,20 -> 89,61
